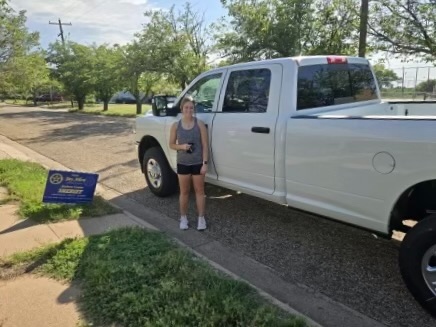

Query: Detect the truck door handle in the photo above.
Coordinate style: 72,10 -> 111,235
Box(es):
251,127 -> 270,134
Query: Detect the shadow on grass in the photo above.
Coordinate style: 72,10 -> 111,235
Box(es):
69,109 -> 137,118
2,227 -> 306,327
0,196 -> 121,235
20,195 -> 121,224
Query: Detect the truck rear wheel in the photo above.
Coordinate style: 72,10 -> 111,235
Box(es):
143,147 -> 178,197
399,214 -> 436,317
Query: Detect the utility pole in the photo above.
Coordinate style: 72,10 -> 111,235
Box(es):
49,18 -> 72,45
358,0 -> 369,57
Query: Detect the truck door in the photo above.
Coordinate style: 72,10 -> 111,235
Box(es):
211,64 -> 282,195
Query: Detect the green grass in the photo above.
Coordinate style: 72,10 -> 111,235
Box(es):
4,99 -> 35,107
0,159 -> 120,223
69,103 -> 152,117
380,88 -> 428,100
2,227 -> 306,327
2,100 -> 151,116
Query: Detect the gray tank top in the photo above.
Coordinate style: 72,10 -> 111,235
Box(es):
176,118 -> 203,165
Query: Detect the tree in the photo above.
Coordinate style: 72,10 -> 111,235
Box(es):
93,45 -> 123,111
0,0 -> 39,65
48,41 -> 95,110
305,0 -> 361,56
372,63 -> 400,88
139,72 -> 161,100
3,52 -> 51,104
368,0 -> 436,62
0,0 -> 40,99
119,42 -> 148,115
151,76 -> 180,95
358,0 -> 369,57
135,3 -> 211,89
416,79 -> 436,93
216,0 -> 361,63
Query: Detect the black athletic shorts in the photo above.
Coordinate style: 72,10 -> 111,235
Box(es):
177,163 -> 202,175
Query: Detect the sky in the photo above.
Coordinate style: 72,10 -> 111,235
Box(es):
10,0 -> 226,48
9,0 -> 435,82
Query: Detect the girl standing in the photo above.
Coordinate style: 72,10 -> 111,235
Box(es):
169,97 -> 209,230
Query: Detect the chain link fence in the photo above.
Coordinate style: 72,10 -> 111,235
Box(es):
379,66 -> 436,101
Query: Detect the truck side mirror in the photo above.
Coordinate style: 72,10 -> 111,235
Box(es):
151,96 -> 180,117
151,97 -> 168,116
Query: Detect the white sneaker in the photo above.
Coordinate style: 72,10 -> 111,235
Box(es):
179,216 -> 189,230
197,216 -> 207,230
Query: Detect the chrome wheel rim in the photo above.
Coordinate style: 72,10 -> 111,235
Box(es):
422,244 -> 436,296
146,159 -> 162,189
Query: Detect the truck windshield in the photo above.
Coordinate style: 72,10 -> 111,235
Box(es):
297,63 -> 378,110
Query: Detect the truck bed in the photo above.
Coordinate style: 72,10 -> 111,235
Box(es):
299,101 -> 436,119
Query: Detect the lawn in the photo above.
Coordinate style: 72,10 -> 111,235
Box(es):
0,159 -> 119,223
1,227 -> 307,327
68,103 -> 152,117
3,100 -> 151,117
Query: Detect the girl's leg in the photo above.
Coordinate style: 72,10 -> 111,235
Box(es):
178,174 -> 191,216
192,174 -> 206,230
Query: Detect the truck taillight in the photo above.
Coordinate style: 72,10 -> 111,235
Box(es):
327,56 -> 347,64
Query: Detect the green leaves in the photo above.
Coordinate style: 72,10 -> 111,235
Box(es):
48,42 -> 96,109
134,3 -> 211,89
0,1 -> 43,99
216,0 -> 362,63
93,44 -> 123,109
368,0 -> 436,62
372,63 -> 400,88
0,0 -> 39,65
3,52 -> 51,99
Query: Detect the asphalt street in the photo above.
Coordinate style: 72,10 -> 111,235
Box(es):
0,106 -> 434,327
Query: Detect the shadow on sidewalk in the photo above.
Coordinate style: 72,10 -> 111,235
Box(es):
0,218 -> 36,235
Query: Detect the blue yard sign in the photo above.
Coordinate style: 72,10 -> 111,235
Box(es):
43,170 -> 99,204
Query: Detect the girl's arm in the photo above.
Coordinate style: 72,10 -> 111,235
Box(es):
198,120 -> 209,174
169,122 -> 188,151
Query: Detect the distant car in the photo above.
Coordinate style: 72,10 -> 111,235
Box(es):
35,94 -> 63,102
115,96 -> 137,104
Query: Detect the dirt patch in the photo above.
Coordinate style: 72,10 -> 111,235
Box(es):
0,187 -> 8,203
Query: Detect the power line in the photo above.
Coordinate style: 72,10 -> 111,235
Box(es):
68,0 -> 110,22
49,19 -> 72,45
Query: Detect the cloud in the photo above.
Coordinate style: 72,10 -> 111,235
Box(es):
118,0 -> 149,5
11,0 -> 159,46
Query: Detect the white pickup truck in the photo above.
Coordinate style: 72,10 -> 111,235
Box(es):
135,55 -> 436,317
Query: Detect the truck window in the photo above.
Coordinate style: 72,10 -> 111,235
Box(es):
222,69 -> 271,113
185,73 -> 222,113
297,63 -> 377,110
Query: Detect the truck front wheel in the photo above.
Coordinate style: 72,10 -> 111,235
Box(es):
143,147 -> 178,197
399,214 -> 436,317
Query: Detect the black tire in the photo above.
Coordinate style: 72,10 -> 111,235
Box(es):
399,214 -> 436,317
143,146 -> 178,197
